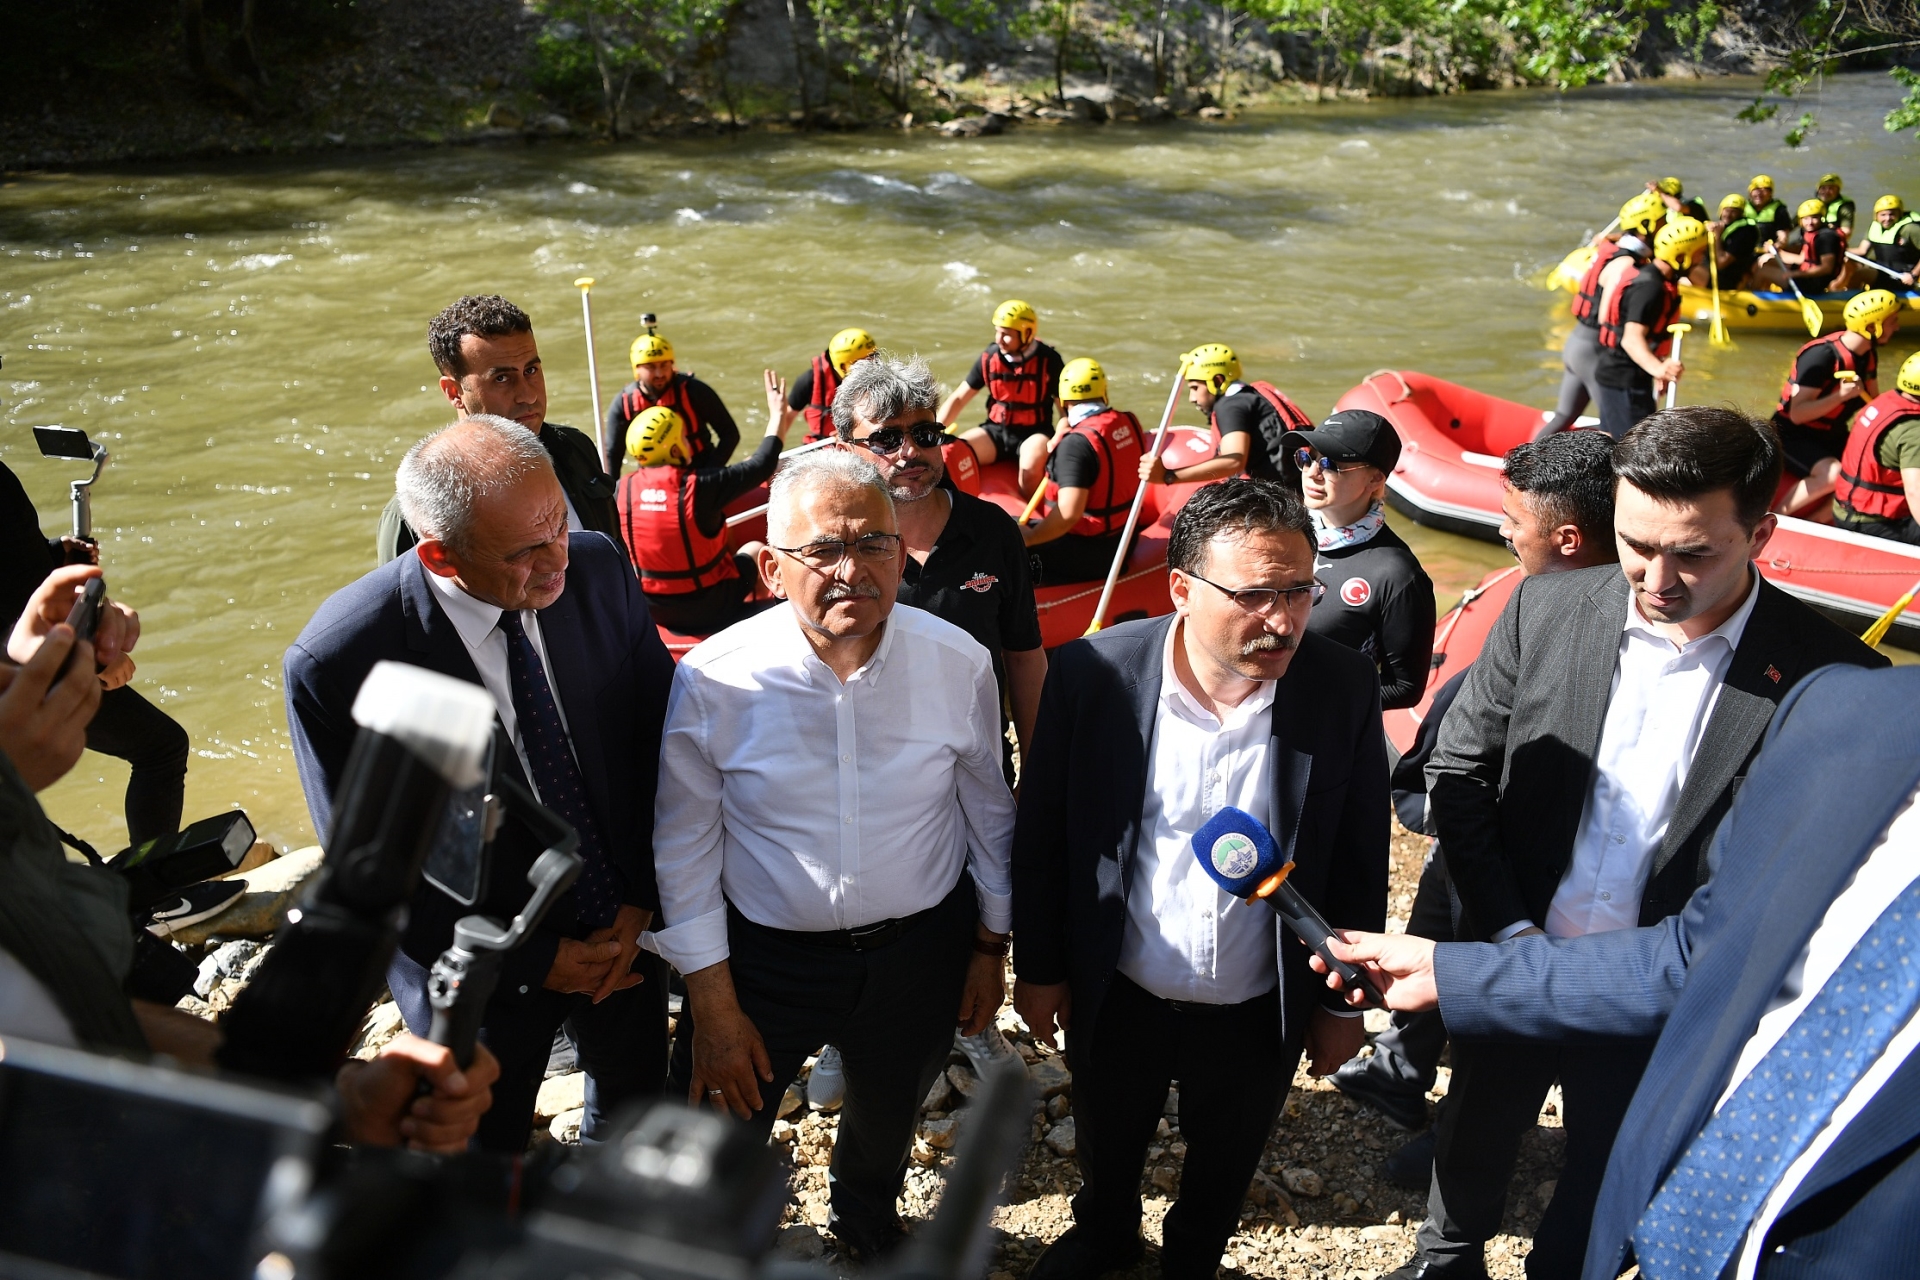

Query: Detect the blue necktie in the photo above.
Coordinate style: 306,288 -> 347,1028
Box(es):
1633,873 -> 1920,1278
498,610 -> 620,932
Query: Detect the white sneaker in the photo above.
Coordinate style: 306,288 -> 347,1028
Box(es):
808,1045 -> 845,1111
955,1026 -> 1025,1080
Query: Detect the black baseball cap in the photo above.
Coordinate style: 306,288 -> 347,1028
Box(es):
1282,409 -> 1403,474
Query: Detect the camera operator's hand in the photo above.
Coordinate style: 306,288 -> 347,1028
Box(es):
545,937 -> 624,994
684,961 -> 774,1121
584,904 -> 651,1004
336,1034 -> 501,1153
8,565 -> 140,673
0,625 -> 100,791
57,537 -> 100,567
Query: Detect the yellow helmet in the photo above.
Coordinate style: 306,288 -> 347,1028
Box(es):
1183,342 -> 1241,393
625,406 -> 691,467
1719,192 -> 1748,214
1749,174 -> 1774,193
1654,176 -> 1684,197
1876,194 -> 1907,216
992,299 -> 1038,341
1059,357 -> 1108,403
1900,351 -> 1920,399
1654,216 -> 1710,270
1619,191 -> 1665,237
828,327 -> 876,377
1797,198 -> 1827,220
1818,172 -> 1843,191
1844,289 -> 1902,342
630,332 -> 674,368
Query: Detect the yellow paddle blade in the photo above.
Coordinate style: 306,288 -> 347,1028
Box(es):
1862,578 -> 1920,647
1800,295 -> 1824,337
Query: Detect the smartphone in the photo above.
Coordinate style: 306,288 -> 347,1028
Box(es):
57,577 -> 106,678
33,425 -> 94,460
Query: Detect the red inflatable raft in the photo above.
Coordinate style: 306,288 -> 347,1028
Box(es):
1382,565 -> 1519,757
654,427 -> 1219,659
1334,370 -> 1920,651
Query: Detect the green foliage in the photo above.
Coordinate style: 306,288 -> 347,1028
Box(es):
1732,0 -> 1920,144
531,0 -> 735,134
1890,65 -> 1920,130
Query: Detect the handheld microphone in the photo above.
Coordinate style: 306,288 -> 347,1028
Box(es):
1190,806 -> 1385,1008
218,661 -> 497,1080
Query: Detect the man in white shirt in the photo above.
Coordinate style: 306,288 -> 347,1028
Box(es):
1397,408 -> 1885,1280
1012,479 -> 1390,1280
650,448 -> 1013,1263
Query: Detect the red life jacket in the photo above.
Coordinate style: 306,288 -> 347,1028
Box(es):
1834,390 -> 1920,522
982,342 -> 1055,430
941,437 -> 982,495
616,466 -> 737,595
1207,382 -> 1313,465
1597,263 -> 1679,355
803,352 -> 840,444
1775,334 -> 1875,433
618,373 -> 710,462
1571,241 -> 1625,324
1046,408 -> 1144,537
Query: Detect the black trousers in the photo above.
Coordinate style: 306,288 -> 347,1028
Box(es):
1030,530 -> 1130,587
1067,973 -> 1294,1280
1415,1036 -> 1656,1279
1593,381 -> 1655,441
388,945 -> 670,1153
85,686 -> 189,846
726,876 -> 976,1237
1350,845 -> 1455,1100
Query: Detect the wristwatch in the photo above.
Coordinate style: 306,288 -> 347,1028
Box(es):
973,935 -> 1011,958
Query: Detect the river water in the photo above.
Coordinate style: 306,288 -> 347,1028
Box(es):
5,73 -> 1916,852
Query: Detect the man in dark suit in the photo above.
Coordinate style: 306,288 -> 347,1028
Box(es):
1395,408 -> 1887,1280
1013,478 -> 1389,1280
287,414 -> 675,1152
1319,662 -> 1920,1280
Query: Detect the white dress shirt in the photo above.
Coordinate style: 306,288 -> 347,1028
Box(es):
648,602 -> 1015,975
1726,783 -> 1920,1278
424,566 -> 575,797
1117,619 -> 1280,1005
1533,570 -> 1760,941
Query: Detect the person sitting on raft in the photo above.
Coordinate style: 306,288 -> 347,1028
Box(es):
1861,194 -> 1920,289
1710,192 -> 1765,289
788,327 -> 877,443
604,327 -> 740,477
1139,342 -> 1311,485
1022,357 -> 1143,586
1771,289 -> 1902,515
615,373 -> 789,636
1283,409 -> 1435,711
1648,176 -> 1709,223
939,299 -> 1065,498
1760,198 -> 1845,294
1743,174 -> 1793,247
1832,351 -> 1920,545
1816,172 -> 1856,243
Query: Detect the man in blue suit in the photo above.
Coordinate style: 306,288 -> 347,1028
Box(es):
1318,662 -> 1920,1279
285,414 -> 676,1152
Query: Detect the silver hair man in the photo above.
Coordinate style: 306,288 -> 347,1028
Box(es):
830,352 -> 942,440
395,413 -> 552,551
765,447 -> 895,547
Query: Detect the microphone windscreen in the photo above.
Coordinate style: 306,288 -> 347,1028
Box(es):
1190,806 -> 1283,897
350,660 -> 495,790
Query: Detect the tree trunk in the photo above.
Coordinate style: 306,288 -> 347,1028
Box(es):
784,0 -> 813,126
1054,0 -> 1073,103
588,13 -> 624,139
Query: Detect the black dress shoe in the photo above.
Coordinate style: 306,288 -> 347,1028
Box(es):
1027,1227 -> 1145,1280
832,1216 -> 908,1265
1376,1256 -> 1490,1280
1383,1127 -> 1437,1191
1330,1058 -> 1430,1131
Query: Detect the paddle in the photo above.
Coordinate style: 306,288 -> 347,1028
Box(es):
1664,323 -> 1691,410
1706,225 -> 1732,348
1085,361 -> 1189,635
720,439 -> 844,528
1766,247 -> 1826,337
575,277 -> 606,461
1020,474 -> 1050,523
1846,250 -> 1915,287
1862,576 -> 1920,647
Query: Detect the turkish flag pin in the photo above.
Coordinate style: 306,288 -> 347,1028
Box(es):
1764,664 -> 1782,684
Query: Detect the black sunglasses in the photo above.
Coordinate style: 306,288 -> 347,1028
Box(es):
853,423 -> 947,455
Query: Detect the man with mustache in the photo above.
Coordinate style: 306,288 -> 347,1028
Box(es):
1012,477 -> 1390,1280
1379,407 -> 1884,1280
650,449 -> 1014,1264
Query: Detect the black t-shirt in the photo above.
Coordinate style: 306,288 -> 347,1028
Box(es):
1596,266 -> 1672,390
1048,432 -> 1101,490
690,434 -> 784,536
1773,340 -> 1876,430
1789,227 -> 1842,281
0,462 -> 61,631
1721,220 -> 1762,274
786,367 -> 820,412
1306,521 -> 1436,710
897,488 -> 1045,712
1209,387 -> 1285,480
604,375 -> 741,475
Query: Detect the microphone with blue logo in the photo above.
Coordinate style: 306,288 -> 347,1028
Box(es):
1191,806 -> 1385,1008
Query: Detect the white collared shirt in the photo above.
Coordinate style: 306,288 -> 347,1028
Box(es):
1117,619 -> 1280,1005
1535,570 -> 1760,941
1727,784 -> 1920,1278
647,602 -> 1015,974
423,564 -> 575,797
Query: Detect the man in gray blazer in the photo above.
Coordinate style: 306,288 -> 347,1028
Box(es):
1388,407 -> 1886,1280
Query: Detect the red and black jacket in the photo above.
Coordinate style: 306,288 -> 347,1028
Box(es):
1835,390 -> 1920,522
1597,263 -> 1679,354
1047,409 -> 1144,537
983,342 -> 1058,431
803,352 -> 840,444
1774,334 -> 1875,434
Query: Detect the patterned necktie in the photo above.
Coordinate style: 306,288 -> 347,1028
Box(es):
1633,872 -> 1920,1278
498,610 -> 620,932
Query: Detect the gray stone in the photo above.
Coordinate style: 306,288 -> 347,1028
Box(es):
938,113 -> 1005,138
1046,1093 -> 1070,1121
485,102 -> 523,129
1281,1167 -> 1324,1198
1149,1165 -> 1176,1192
921,1115 -> 961,1149
778,1085 -> 805,1119
550,1107 -> 585,1143
536,1071 -> 586,1118
923,1071 -> 954,1111
529,113 -> 572,136
172,846 -> 325,946
947,1063 -> 979,1097
1030,1057 -> 1072,1098
1043,1116 -> 1076,1156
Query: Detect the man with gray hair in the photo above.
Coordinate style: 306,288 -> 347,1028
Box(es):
286,413 -> 677,1152
650,448 -> 1015,1262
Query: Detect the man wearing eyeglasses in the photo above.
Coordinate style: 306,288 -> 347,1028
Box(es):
650,449 -> 1015,1264
1012,478 -> 1389,1280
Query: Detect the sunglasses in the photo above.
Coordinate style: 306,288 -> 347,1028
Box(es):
772,532 -> 904,568
852,423 -> 947,455
1294,447 -> 1369,475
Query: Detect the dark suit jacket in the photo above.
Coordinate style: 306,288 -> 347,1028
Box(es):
1011,615 -> 1389,1051
1428,565 -> 1886,941
283,532 -> 674,995
1435,664 -> 1920,1280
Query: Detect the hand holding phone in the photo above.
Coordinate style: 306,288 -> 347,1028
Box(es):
60,578 -> 106,678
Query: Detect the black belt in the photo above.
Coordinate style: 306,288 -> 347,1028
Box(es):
729,895 -> 948,952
